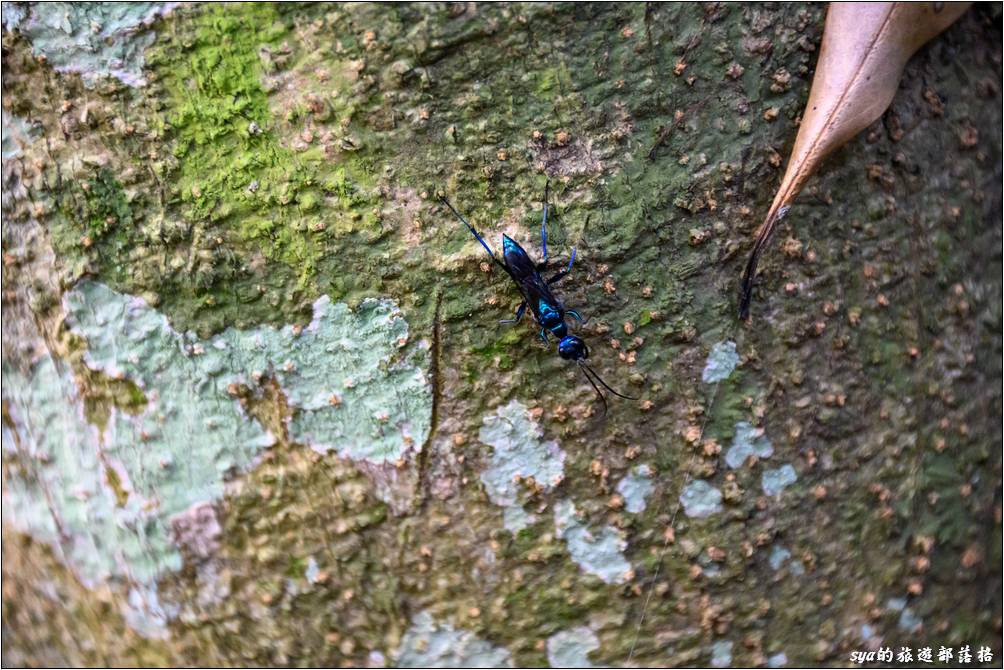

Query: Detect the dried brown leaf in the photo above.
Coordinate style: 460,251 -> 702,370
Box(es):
740,1 -> 971,319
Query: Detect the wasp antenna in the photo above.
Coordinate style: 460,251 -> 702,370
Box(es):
439,195 -> 465,222
441,194 -> 508,271
578,360 -> 609,416
582,362 -> 638,401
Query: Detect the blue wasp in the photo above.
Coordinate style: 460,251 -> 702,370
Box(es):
440,183 -> 636,413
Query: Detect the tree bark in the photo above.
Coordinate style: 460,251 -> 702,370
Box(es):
2,2 -> 1001,667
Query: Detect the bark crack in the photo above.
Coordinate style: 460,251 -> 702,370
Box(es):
415,288 -> 443,513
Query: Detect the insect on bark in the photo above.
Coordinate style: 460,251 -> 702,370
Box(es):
441,182 -> 637,414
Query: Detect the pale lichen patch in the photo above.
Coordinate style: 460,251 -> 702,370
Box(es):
553,499 -> 631,584
725,421 -> 773,469
701,340 -> 740,384
395,611 -> 513,668
680,480 -> 723,518
67,281 -> 431,466
547,626 -> 600,668
768,651 -> 789,668
762,464 -> 798,498
1,110 -> 37,160
479,400 -> 565,532
1,2 -> 28,31
18,2 -> 177,87
2,279 -> 430,636
887,597 -> 923,633
615,464 -> 654,513
710,639 -> 733,668
768,545 -> 792,571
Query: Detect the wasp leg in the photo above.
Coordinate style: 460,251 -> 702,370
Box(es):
499,301 -> 527,325
440,196 -> 508,272
539,328 -> 549,343
567,309 -> 591,326
546,248 -> 577,285
546,269 -> 569,285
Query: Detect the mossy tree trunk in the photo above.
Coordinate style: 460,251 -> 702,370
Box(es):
2,3 -> 1001,667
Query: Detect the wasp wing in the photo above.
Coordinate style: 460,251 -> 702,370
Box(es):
502,235 -> 563,321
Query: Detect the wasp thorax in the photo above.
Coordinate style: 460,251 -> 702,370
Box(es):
539,303 -> 567,338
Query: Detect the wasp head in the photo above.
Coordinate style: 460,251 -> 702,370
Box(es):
558,335 -> 588,361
